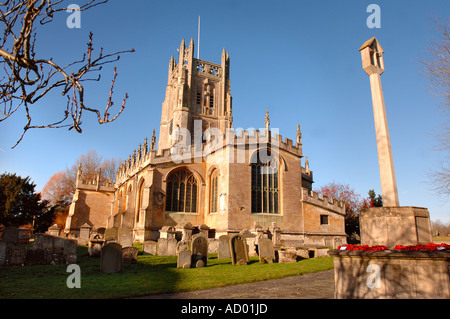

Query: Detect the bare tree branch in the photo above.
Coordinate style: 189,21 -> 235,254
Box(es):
420,16 -> 450,197
0,0 -> 134,147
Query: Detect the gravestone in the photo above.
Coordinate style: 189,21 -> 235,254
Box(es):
239,229 -> 257,256
88,235 -> 105,257
159,226 -> 176,239
191,236 -> 208,268
3,226 -> 18,245
122,246 -> 139,264
40,235 -> 54,250
258,238 -> 275,264
53,236 -> 66,254
270,223 -> 282,248
64,239 -> 77,264
278,249 -> 298,263
167,238 -> 177,256
100,243 -> 122,273
118,226 -> 133,247
157,238 -> 168,256
104,227 -> 118,243
181,222 -> 194,241
0,242 -> 7,266
230,234 -> 249,266
177,250 -> 192,269
198,224 -> 210,238
176,240 -> 190,254
218,235 -> 231,259
143,240 -> 157,255
79,223 -> 92,244
208,238 -> 219,254
48,224 -> 61,237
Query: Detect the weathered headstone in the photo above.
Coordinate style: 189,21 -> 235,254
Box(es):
181,222 -> 194,241
258,238 -> 274,264
208,238 -> 219,254
218,235 -> 231,259
0,242 -> 8,266
53,236 -> 66,254
230,234 -> 249,266
100,243 -> 122,273
176,240 -> 190,254
79,223 -> 92,244
159,226 -> 176,239
143,240 -> 157,255
48,224 -> 61,237
270,222 -> 282,248
177,250 -> 192,269
3,226 -> 18,245
88,236 -> 104,257
240,229 -> 257,256
191,236 -> 208,268
167,238 -> 177,256
122,246 -> 139,264
118,226 -> 133,247
104,227 -> 118,243
41,235 -> 54,250
278,249 -> 298,263
64,239 -> 77,264
157,238 -> 168,256
198,224 -> 210,238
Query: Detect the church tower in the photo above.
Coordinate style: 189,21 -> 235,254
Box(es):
158,38 -> 232,150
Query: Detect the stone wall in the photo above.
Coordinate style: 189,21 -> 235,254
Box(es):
328,249 -> 450,299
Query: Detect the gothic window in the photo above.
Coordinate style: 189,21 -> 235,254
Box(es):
210,169 -> 219,213
136,179 -> 145,222
251,151 -> 279,214
165,169 -> 198,213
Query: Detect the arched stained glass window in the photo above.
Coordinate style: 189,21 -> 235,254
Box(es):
251,151 -> 279,214
210,169 -> 219,213
165,169 -> 198,213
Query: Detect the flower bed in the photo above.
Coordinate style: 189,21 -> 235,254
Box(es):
338,243 -> 449,252
394,243 -> 450,251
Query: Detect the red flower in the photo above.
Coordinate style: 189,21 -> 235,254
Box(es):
394,243 -> 449,251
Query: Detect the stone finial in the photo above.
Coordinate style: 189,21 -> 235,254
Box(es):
151,129 -> 156,151
143,136 -> 148,156
297,123 -> 302,145
137,143 -> 142,162
265,109 -> 270,131
305,155 -> 310,172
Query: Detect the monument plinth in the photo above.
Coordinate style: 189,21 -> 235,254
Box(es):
358,37 -> 432,249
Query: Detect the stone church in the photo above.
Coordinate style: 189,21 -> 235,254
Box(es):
64,39 -> 347,248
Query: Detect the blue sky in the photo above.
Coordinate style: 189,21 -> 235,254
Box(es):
1,0 -> 449,223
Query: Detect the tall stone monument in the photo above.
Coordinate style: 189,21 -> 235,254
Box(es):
358,37 -> 432,248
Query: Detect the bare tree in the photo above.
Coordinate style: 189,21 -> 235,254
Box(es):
420,17 -> 450,198
0,0 -> 134,147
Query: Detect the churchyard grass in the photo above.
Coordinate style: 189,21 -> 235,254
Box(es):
0,244 -> 334,299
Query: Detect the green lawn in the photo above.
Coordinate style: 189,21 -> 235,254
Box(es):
0,245 -> 334,299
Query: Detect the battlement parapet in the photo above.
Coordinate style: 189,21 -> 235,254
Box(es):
302,188 -> 345,215
115,127 -> 304,185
